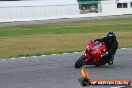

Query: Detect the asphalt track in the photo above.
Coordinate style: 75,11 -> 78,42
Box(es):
0,48 -> 132,88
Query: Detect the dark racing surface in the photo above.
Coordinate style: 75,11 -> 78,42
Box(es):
0,48 -> 132,88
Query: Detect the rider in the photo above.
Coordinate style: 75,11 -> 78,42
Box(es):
94,32 -> 118,65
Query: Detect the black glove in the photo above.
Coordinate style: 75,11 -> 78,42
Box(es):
101,52 -> 109,58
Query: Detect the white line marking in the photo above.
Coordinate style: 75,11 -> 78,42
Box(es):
20,57 -> 26,58
0,48 -> 131,61
1,59 -> 6,60
10,58 -> 16,60
41,55 -> 47,56
51,54 -> 56,55
32,56 -> 37,57
63,53 -> 69,54
74,52 -> 79,53
121,48 -> 126,49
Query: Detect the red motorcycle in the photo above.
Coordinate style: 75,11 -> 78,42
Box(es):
75,41 -> 114,68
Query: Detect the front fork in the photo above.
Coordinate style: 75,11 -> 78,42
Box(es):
83,52 -> 93,65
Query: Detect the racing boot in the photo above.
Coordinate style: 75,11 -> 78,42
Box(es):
108,56 -> 114,65
102,57 -> 112,65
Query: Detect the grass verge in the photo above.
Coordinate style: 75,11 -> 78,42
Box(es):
0,18 -> 132,58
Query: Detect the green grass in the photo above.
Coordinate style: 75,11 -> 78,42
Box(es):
0,18 -> 132,36
0,18 -> 132,58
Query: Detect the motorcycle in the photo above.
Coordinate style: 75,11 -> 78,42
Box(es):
75,40 -> 114,68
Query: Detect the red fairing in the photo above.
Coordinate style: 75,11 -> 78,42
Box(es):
84,52 -> 90,58
84,41 -> 108,65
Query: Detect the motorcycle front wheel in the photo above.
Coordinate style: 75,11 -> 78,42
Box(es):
75,55 -> 87,68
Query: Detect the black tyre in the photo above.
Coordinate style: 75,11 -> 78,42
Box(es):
75,55 -> 87,68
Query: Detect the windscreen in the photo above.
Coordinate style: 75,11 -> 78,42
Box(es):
92,43 -> 101,49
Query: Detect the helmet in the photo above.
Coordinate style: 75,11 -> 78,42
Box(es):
107,32 -> 116,42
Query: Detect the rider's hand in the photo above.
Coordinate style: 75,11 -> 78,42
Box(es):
101,52 -> 108,58
102,42 -> 105,44
86,49 -> 88,53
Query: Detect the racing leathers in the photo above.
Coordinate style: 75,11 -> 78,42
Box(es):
94,37 -> 118,64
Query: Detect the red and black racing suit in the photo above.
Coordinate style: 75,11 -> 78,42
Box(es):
95,37 -> 118,63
